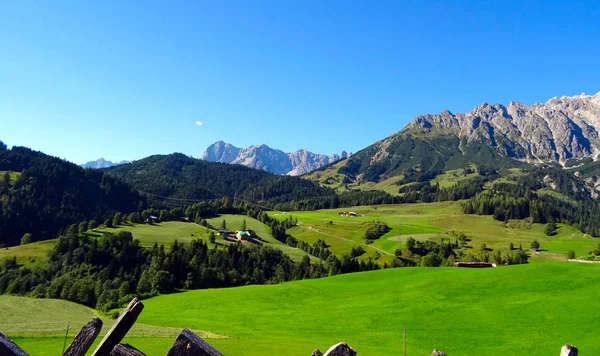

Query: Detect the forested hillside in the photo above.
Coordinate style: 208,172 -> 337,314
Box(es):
0,142 -> 146,246
105,153 -> 400,210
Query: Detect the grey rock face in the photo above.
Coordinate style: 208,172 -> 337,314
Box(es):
200,141 -> 241,163
404,92 -> 600,165
202,142 -> 350,175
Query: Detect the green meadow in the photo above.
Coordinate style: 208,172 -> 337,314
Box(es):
4,263 -> 600,355
0,240 -> 55,267
95,215 -> 313,262
3,201 -> 596,268
271,201 -> 599,263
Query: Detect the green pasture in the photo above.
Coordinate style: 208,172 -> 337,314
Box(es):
96,221 -> 209,248
205,214 -> 316,262
6,263 -> 600,355
271,201 -> 599,263
0,240 -> 55,267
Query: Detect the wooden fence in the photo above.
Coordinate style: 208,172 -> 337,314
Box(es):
0,298 -> 580,356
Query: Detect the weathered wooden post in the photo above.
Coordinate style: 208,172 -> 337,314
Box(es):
63,317 -> 103,356
91,298 -> 144,356
561,344 -> 578,356
166,328 -> 224,356
0,331 -> 29,356
110,344 -> 146,356
320,342 -> 357,356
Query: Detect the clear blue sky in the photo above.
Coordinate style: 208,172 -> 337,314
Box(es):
1,1 -> 599,164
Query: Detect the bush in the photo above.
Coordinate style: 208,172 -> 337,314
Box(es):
20,233 -> 32,245
364,221 -> 391,241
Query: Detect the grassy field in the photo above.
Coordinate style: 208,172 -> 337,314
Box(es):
2,202 -> 596,268
0,240 -> 55,266
271,202 -> 599,263
7,263 -> 600,355
205,214 -> 316,262
96,221 -> 209,248
0,295 -> 226,355
97,217 -> 313,262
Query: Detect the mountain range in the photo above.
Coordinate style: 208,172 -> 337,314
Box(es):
81,158 -> 131,169
201,141 -> 351,175
310,92 -> 600,189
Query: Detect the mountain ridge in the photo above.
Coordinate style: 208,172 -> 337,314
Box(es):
82,158 -> 132,169
307,91 -> 600,191
201,141 -> 351,175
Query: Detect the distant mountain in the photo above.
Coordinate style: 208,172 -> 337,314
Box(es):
82,158 -> 131,169
309,92 -> 600,186
201,141 -> 351,175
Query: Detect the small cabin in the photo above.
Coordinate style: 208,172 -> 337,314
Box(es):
218,228 -> 232,237
236,230 -> 251,241
146,215 -> 158,223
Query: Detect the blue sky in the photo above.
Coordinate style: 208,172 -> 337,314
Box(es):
1,1 -> 599,164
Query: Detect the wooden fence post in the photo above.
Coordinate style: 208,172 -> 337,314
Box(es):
561,344 -> 578,356
166,329 -> 223,356
63,317 -> 103,356
91,298 -> 144,356
0,331 -> 29,356
110,344 -> 146,356
322,342 -> 357,356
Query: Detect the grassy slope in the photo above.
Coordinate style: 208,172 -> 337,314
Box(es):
0,240 -> 55,266
205,214 -> 316,262
98,217 -> 313,262
14,263 -> 600,355
96,222 -> 208,248
0,295 -> 225,356
272,202 -> 598,263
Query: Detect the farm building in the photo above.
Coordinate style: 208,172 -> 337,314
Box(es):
218,228 -> 232,237
236,230 -> 251,241
338,211 -> 357,217
146,215 -> 158,223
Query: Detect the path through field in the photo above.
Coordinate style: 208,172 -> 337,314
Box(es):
299,225 -> 393,256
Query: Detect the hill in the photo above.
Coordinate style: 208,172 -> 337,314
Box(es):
202,140 -> 350,175
6,263 -> 599,355
96,217 -> 315,262
105,152 -> 338,203
270,202 -> 598,264
0,142 -> 146,247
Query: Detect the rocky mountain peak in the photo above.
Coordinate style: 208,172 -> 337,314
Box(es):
403,91 -> 600,165
202,142 -> 351,175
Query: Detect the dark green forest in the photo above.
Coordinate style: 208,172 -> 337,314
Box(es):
0,143 -> 146,246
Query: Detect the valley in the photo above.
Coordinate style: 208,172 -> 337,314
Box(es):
4,263 -> 600,355
2,92 -> 600,356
